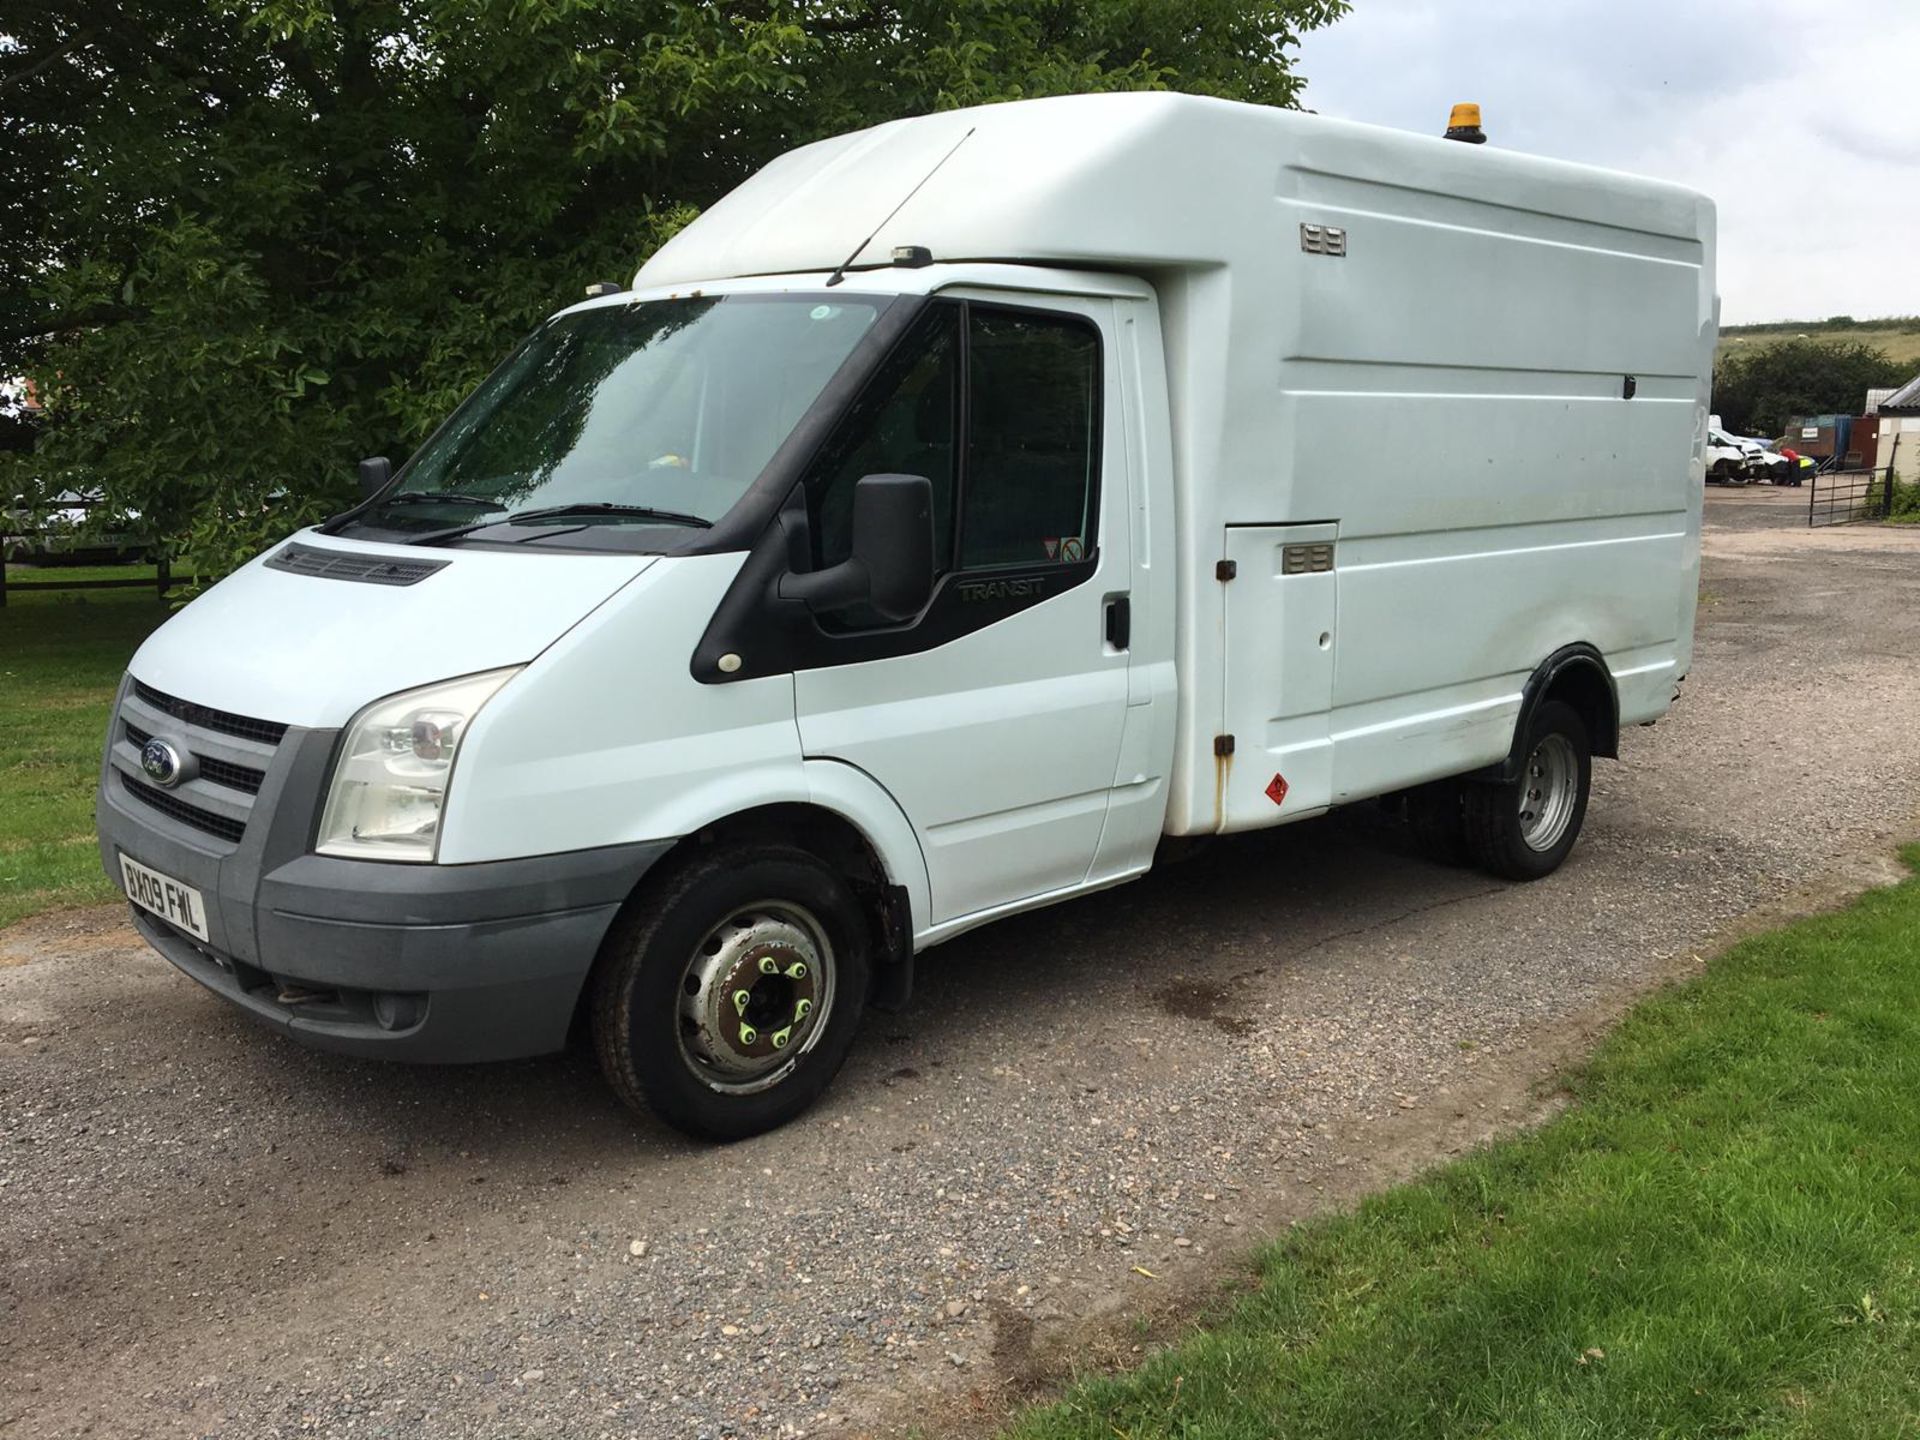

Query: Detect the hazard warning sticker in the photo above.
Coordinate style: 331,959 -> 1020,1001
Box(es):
1264,773 -> 1289,807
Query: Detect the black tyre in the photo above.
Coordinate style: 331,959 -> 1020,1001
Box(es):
591,844 -> 870,1141
1462,700 -> 1591,881
1405,780 -> 1470,865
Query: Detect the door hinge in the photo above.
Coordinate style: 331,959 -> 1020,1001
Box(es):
1215,559 -> 1237,582
1213,734 -> 1236,757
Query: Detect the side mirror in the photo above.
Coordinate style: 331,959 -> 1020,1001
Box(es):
778,473 -> 935,622
357,456 -> 393,499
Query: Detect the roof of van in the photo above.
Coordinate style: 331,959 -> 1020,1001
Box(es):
635,91 -> 1714,289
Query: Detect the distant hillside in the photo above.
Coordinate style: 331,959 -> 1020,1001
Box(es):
1719,317 -> 1920,372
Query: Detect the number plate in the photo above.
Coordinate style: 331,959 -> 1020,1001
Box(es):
119,854 -> 211,943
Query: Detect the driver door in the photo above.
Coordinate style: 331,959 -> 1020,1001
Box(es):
793,295 -> 1132,926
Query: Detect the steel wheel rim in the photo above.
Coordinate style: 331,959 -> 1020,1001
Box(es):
1517,733 -> 1579,852
676,901 -> 836,1095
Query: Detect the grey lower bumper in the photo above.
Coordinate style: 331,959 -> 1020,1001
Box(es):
125,871 -> 645,1063
96,680 -> 672,1062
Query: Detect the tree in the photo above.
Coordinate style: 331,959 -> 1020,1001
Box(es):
2,0 -> 1348,577
1712,338 -> 1906,439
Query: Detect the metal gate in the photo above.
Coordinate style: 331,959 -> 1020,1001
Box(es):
1808,467 -> 1892,527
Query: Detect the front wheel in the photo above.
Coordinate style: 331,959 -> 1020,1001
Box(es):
590,844 -> 870,1141
1462,700 -> 1592,881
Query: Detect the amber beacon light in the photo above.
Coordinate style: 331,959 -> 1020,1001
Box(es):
1444,102 -> 1488,145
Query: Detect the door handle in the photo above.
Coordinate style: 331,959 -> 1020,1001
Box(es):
1104,594 -> 1131,651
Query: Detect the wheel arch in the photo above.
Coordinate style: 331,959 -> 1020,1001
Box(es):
1500,644 -> 1618,779
588,765 -> 928,1015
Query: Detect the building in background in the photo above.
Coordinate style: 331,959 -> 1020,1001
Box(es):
1869,377 -> 1920,485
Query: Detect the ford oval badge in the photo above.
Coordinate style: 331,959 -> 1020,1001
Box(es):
141,737 -> 185,788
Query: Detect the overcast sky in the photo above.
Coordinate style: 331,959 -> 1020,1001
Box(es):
1294,0 -> 1920,325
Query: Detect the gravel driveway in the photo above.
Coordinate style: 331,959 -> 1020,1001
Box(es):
6,487 -> 1920,1439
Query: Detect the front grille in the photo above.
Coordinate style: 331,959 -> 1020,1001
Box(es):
265,542 -> 449,586
123,720 -> 265,796
116,679 -> 287,848
120,772 -> 248,844
133,681 -> 288,746
198,755 -> 265,795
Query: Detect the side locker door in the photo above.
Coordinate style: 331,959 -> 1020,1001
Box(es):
1219,524 -> 1338,830
793,295 -> 1132,926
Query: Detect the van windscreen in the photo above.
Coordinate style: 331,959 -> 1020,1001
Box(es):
362,294 -> 882,542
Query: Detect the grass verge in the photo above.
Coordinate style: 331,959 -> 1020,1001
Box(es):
4,561 -> 164,587
1009,850 -> 1920,1439
1,586 -> 169,928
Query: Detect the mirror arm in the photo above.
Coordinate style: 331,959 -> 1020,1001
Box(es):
776,558 -> 871,612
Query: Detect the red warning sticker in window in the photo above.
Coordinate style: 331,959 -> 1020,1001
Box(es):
1265,773 -> 1289,807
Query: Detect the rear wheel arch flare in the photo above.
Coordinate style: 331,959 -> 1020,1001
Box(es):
1512,644 -> 1618,773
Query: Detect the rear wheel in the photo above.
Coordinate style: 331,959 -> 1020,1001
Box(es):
1463,700 -> 1591,881
591,844 -> 870,1141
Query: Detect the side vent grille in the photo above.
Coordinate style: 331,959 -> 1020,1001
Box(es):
1281,543 -> 1335,575
266,543 -> 449,587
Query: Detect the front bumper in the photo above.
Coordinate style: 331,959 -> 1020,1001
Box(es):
97,676 -> 670,1062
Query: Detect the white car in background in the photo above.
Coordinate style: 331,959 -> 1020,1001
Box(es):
1705,427 -> 1753,483
1706,427 -> 1790,483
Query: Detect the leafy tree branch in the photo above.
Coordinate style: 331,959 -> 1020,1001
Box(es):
4,0 -> 1347,579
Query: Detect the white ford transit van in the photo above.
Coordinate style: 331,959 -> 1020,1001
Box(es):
97,94 -> 1717,1139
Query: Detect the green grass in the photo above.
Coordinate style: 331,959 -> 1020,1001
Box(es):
1010,852 -> 1920,1440
4,561 -> 164,587
0,585 -> 170,928
1719,318 -> 1920,372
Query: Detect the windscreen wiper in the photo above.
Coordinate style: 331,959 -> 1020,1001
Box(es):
379,492 -> 505,510
411,502 -> 714,546
321,489 -> 505,536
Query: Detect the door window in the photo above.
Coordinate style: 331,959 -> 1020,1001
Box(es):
808,306 -> 959,572
803,298 -> 1101,606
960,310 -> 1100,569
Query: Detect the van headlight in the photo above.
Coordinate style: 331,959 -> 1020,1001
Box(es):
317,667 -> 521,862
